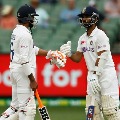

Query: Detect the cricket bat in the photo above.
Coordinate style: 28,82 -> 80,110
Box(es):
86,96 -> 95,120
35,90 -> 51,120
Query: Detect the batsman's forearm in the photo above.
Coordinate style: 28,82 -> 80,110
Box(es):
70,51 -> 83,63
70,55 -> 81,62
95,58 -> 100,66
37,49 -> 48,56
95,50 -> 106,66
28,73 -> 36,83
94,50 -> 107,74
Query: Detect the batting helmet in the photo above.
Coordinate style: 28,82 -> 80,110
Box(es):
77,6 -> 99,28
17,4 -> 39,28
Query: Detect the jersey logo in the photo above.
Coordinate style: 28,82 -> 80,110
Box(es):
90,41 -> 93,45
17,13 -> 20,17
82,7 -> 86,14
81,40 -> 86,44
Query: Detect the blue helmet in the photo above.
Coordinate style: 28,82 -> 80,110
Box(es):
77,6 -> 99,28
17,4 -> 39,28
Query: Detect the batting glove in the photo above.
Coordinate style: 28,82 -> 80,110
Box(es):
50,58 -> 65,68
60,41 -> 72,57
46,50 -> 55,59
88,73 -> 101,94
49,51 -> 66,68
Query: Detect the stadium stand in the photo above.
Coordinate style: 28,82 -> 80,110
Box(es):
0,29 -> 12,53
0,0 -> 120,53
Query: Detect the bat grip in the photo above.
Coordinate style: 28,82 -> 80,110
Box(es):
35,90 -> 44,108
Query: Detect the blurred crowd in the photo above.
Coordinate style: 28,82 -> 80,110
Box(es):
0,0 -> 120,29
0,0 -> 120,47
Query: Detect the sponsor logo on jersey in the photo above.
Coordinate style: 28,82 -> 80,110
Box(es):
21,45 -> 28,48
82,47 -> 94,53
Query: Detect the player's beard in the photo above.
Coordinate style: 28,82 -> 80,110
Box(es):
83,23 -> 92,28
29,17 -> 38,29
78,18 -> 92,28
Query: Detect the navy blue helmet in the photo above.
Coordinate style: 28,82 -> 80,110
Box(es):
17,4 -> 39,25
77,6 -> 99,28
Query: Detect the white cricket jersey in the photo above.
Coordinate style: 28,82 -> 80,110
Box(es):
9,25 -> 39,69
77,27 -> 114,72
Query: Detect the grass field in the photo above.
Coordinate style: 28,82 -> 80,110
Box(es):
0,106 -> 86,120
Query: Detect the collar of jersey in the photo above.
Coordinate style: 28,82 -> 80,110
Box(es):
86,26 -> 98,37
16,25 -> 31,34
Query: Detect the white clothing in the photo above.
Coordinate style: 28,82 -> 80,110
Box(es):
87,67 -> 119,106
77,27 -> 119,106
10,68 -> 35,108
8,25 -> 38,120
77,27 -> 114,72
9,25 -> 39,69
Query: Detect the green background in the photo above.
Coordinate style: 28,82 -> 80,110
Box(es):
0,106 -> 86,120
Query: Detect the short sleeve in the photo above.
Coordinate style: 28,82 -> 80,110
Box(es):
77,37 -> 83,52
19,35 -> 30,56
19,35 -> 30,64
96,32 -> 110,52
34,46 -> 39,55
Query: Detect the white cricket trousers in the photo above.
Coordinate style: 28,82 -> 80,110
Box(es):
87,67 -> 119,106
10,68 -> 36,119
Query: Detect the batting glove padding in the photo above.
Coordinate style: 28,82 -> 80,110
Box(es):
50,57 -> 66,68
88,73 -> 101,94
60,41 -> 72,57
46,50 -> 66,68
46,50 -> 55,59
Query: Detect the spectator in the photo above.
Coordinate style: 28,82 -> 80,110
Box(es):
60,0 -> 66,5
0,1 -> 3,15
59,0 -> 80,24
0,2 -> 3,19
89,0 -> 96,8
0,5 -> 17,30
30,0 -> 50,28
40,0 -> 58,5
104,0 -> 120,18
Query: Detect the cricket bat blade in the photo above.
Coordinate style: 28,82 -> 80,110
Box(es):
35,90 -> 51,120
38,106 -> 50,120
86,105 -> 94,120
86,96 -> 95,120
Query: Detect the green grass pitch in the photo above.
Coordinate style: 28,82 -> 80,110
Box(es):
0,106 -> 86,120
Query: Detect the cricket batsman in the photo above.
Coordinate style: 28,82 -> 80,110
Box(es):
60,6 -> 120,120
0,4 -> 66,120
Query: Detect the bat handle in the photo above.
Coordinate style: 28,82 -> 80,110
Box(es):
35,90 -> 44,108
